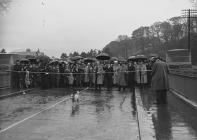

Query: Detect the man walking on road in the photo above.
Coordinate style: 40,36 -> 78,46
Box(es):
151,57 -> 169,104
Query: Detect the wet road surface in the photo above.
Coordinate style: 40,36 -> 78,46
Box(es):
140,87 -> 197,140
0,89 -> 139,140
1,87 -> 197,140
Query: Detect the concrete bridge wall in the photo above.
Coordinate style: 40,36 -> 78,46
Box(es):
169,73 -> 197,104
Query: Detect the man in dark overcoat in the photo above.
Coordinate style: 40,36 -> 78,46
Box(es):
151,57 -> 169,104
105,63 -> 114,91
128,62 -> 135,92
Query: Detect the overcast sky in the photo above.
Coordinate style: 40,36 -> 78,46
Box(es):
0,0 -> 194,57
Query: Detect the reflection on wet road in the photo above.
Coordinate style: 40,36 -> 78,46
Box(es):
0,89 -> 139,140
140,87 -> 197,140
1,87 -> 197,140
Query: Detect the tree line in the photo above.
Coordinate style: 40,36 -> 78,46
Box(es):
103,16 -> 197,59
60,49 -> 102,60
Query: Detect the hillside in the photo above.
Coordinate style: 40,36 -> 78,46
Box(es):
102,16 -> 197,59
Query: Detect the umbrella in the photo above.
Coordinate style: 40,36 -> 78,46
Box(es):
83,58 -> 96,63
118,57 -> 127,63
136,55 -> 147,60
20,59 -> 30,64
96,53 -> 110,60
134,55 -> 147,62
28,58 -> 37,63
128,56 -> 137,61
110,57 -> 118,61
49,60 -> 59,65
70,56 -> 83,61
37,55 -> 51,65
59,60 -> 67,65
66,59 -> 74,64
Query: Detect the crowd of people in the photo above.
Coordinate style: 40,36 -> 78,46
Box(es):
11,58 -> 153,92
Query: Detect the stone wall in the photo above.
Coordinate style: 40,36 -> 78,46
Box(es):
169,72 -> 197,104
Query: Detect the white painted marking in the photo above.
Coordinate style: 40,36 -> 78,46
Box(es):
170,89 -> 197,109
0,89 -> 32,98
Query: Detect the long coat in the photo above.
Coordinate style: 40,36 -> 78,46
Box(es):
84,66 -> 89,83
128,64 -> 135,87
97,66 -> 104,85
151,60 -> 169,91
113,65 -> 119,85
118,65 -> 127,86
135,64 -> 141,84
105,66 -> 114,86
139,64 -> 147,84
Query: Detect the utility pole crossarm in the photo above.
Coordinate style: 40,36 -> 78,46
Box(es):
181,9 -> 197,51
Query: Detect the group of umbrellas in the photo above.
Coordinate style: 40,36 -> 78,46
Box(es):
69,53 -> 111,64
46,53 -> 111,65
19,58 -> 37,64
128,55 -> 147,62
19,53 -> 148,65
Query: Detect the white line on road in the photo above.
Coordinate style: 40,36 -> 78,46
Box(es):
0,89 -> 33,98
170,89 -> 197,110
0,87 -> 89,134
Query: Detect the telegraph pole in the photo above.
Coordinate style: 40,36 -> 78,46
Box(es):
182,9 -> 197,51
182,9 -> 197,63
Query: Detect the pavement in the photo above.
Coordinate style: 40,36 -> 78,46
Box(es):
0,87 -> 197,140
139,87 -> 197,140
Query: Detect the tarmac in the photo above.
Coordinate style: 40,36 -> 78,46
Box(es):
0,87 -> 197,140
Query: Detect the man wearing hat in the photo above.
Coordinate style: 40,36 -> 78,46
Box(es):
128,61 -> 135,92
105,63 -> 114,91
151,57 -> 169,104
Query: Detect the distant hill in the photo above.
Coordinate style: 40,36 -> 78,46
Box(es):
102,16 -> 197,59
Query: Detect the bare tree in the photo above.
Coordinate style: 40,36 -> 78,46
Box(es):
0,0 -> 12,12
0,48 -> 6,53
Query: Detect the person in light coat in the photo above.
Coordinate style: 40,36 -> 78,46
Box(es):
68,72 -> 74,89
97,64 -> 104,91
135,62 -> 141,85
25,68 -> 30,88
118,63 -> 127,91
113,61 -> 120,87
84,64 -> 90,86
139,61 -> 147,86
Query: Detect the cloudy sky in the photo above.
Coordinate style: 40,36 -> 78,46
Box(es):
0,0 -> 194,57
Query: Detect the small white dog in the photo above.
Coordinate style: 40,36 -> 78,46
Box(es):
74,91 -> 80,102
71,91 -> 80,104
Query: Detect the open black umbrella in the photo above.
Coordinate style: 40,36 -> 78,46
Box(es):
96,53 -> 110,60
28,58 -> 37,63
70,56 -> 83,61
136,55 -> 147,60
83,58 -> 96,63
110,57 -> 118,61
20,58 -> 30,64
128,56 -> 136,61
49,60 -> 59,65
118,57 -> 127,63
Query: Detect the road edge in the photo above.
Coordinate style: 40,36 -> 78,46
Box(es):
135,88 -> 156,140
170,88 -> 197,110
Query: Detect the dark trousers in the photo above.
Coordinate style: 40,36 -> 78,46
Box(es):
119,86 -> 126,91
106,78 -> 113,90
156,90 -> 167,104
